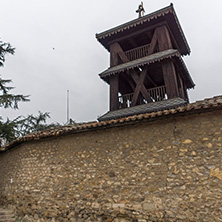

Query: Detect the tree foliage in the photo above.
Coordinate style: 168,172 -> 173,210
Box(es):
0,40 -> 29,109
0,86 -> 30,109
0,117 -> 17,146
0,38 -> 65,148
0,40 -> 15,67
16,111 -> 61,137
0,39 -> 30,147
0,112 -> 61,147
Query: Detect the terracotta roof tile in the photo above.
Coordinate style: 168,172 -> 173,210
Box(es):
1,95 -> 222,152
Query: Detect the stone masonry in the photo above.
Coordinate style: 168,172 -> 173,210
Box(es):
0,106 -> 222,221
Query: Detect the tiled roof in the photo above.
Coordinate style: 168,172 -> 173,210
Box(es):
98,97 -> 187,121
96,4 -> 190,56
1,95 -> 222,152
99,49 -> 195,89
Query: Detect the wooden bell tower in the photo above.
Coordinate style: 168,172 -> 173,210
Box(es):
96,4 -> 195,121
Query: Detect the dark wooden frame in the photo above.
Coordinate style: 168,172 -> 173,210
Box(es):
108,25 -> 188,111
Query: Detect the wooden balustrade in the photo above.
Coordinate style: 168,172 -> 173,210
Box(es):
118,93 -> 133,109
125,44 -> 150,61
118,85 -> 167,109
147,85 -> 167,102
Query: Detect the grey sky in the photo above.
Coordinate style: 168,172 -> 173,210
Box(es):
0,0 -> 222,124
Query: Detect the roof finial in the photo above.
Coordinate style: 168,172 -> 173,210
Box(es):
136,2 -> 145,18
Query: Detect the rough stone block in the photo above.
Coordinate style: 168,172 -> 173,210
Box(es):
113,203 -> 125,209
142,203 -> 155,212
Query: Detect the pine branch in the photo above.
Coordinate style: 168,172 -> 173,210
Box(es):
0,40 -> 15,67
0,94 -> 30,109
0,78 -> 14,94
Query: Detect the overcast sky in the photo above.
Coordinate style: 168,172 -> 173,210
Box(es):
0,0 -> 222,124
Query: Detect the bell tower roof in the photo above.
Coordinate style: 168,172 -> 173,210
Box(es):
96,4 -> 190,56
96,4 -> 194,121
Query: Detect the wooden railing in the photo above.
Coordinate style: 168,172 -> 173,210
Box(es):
118,93 -> 134,109
148,85 -> 167,102
118,85 -> 167,109
125,44 -> 150,61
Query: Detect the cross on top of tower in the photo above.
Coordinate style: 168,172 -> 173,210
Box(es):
136,2 -> 145,18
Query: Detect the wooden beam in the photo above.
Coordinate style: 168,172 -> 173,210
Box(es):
162,60 -> 179,99
110,44 -> 119,67
165,23 -> 180,54
130,67 -> 152,106
130,69 -> 140,83
184,84 -> 189,102
148,25 -> 172,55
181,77 -> 189,102
178,72 -> 185,99
148,29 -> 158,55
110,75 -> 119,111
140,84 -> 152,103
131,84 -> 141,106
156,25 -> 173,51
109,42 -> 129,67
175,66 -> 189,101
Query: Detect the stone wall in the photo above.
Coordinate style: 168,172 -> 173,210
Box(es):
0,110 -> 222,221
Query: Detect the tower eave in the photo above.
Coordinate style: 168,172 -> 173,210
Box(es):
96,4 -> 190,56
99,49 -> 194,88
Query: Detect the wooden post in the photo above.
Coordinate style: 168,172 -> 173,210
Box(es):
178,72 -> 189,101
110,43 -> 118,67
162,60 -> 179,99
109,43 -> 129,110
110,75 -> 119,111
156,25 -> 173,51
183,81 -> 189,102
178,73 -> 185,99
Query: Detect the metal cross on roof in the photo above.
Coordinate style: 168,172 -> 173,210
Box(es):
136,2 -> 145,18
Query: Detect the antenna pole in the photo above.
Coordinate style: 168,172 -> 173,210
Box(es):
67,90 -> 70,123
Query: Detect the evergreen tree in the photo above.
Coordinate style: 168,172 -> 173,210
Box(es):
0,40 -> 15,67
0,39 -> 62,148
0,117 -> 17,146
0,39 -> 29,109
0,39 -> 29,147
16,111 -> 61,137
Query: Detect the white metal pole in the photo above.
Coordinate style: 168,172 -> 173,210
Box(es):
67,90 -> 69,124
